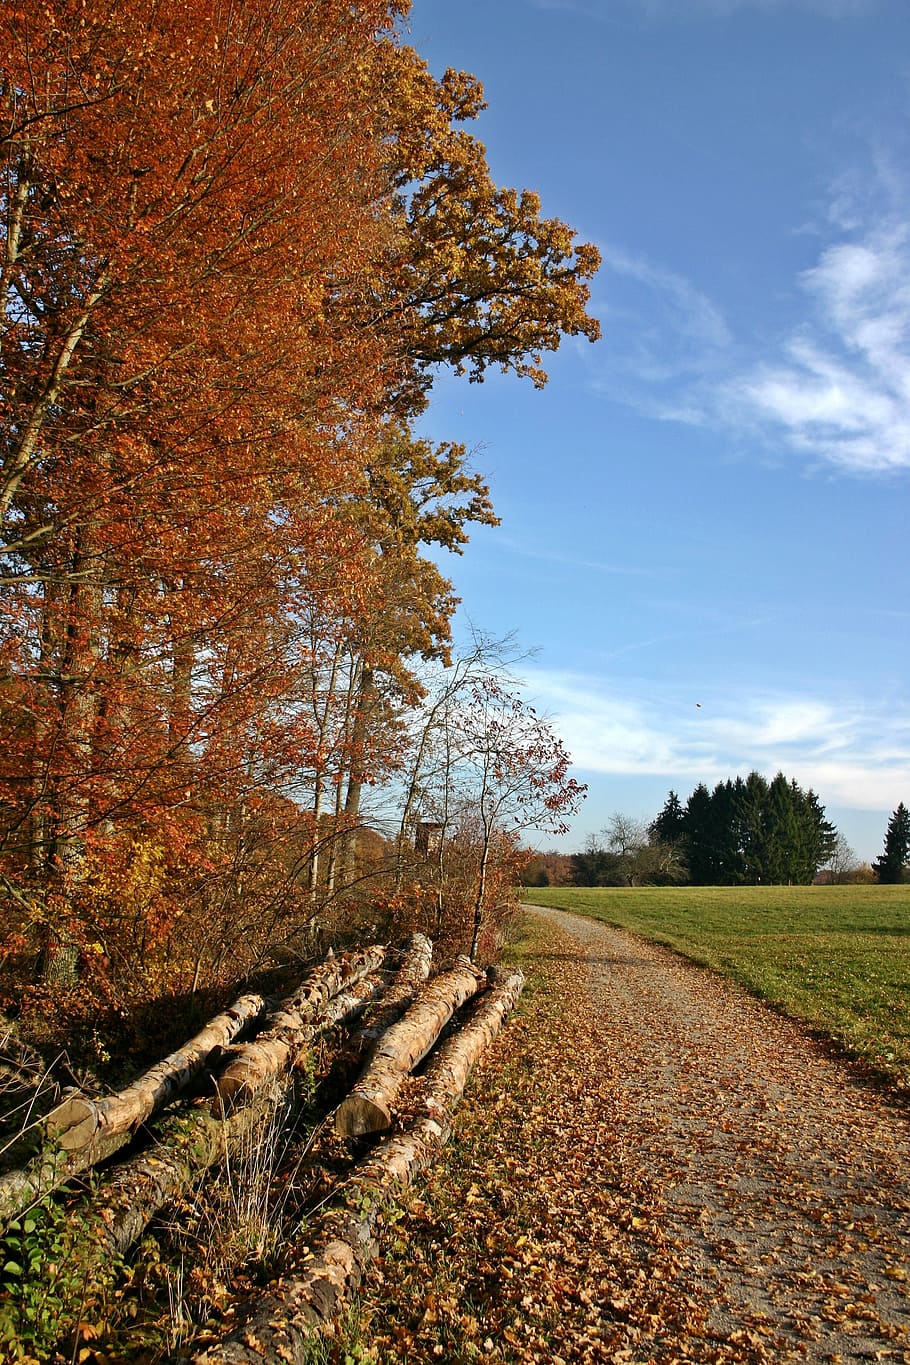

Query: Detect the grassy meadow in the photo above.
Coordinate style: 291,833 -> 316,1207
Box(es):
518,884 -> 910,1089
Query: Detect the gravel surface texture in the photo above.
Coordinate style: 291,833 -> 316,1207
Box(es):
526,904 -> 910,1362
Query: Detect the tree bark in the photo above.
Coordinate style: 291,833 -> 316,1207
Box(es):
0,961 -> 385,1228
351,932 -> 433,1057
341,660 -> 375,884
191,968 -> 525,1365
44,992 -> 268,1153
0,1127 -> 136,1229
334,956 -> 484,1139
212,945 -> 388,1114
38,977 -> 385,1275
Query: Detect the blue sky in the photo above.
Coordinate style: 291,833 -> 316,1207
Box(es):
406,0 -> 910,865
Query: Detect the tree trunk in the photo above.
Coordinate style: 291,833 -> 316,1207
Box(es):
90,1084 -> 292,1260
44,991 -> 268,1153
0,966 -> 385,1229
334,956 -> 484,1138
1,976 -> 383,1255
191,969 -> 525,1365
213,945 -> 388,1114
341,661 -> 375,884
469,820 -> 493,960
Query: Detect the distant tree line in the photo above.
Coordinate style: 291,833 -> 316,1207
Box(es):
523,771 -> 837,889
522,784 -> 910,891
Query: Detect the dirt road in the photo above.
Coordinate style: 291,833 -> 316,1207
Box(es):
355,906 -> 910,1363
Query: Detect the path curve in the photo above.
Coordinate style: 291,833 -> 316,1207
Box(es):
525,904 -> 910,1362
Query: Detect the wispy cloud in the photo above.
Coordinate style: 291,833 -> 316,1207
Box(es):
529,0 -> 875,16
588,244 -> 731,418
731,227 -> 910,474
589,210 -> 910,476
524,667 -> 910,811
496,535 -> 666,580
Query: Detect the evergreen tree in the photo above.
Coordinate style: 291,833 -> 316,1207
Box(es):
764,772 -> 798,884
684,783 -> 715,884
710,779 -> 744,884
662,772 -> 837,886
872,803 -> 910,884
734,772 -> 770,883
799,787 -> 837,883
650,790 -> 686,846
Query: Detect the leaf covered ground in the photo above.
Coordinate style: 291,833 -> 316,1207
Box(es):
327,907 -> 910,1364
520,885 -> 910,1086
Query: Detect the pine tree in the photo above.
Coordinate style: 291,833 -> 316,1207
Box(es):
666,772 -> 837,886
872,803 -> 910,884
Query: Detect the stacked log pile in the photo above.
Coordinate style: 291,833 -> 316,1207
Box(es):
0,937 -> 524,1363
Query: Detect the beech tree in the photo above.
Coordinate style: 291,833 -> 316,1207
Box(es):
0,1 -> 601,1027
354,42 -> 601,411
0,0 -> 403,997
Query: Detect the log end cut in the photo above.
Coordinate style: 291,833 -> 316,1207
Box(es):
44,1096 -> 99,1152
334,1092 -> 391,1139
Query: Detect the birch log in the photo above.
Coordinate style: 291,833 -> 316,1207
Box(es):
351,932 -> 433,1056
44,993 -> 268,1154
0,963 -> 386,1229
334,956 -> 484,1139
0,1128 -> 132,1228
70,976 -> 387,1268
190,969 -> 525,1365
213,945 -> 387,1114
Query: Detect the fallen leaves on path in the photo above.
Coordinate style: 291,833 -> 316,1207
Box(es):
329,910 -> 910,1364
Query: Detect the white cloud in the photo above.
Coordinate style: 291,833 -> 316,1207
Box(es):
589,217 -> 910,476
599,245 -> 731,353
732,227 -> 910,473
524,667 -> 910,812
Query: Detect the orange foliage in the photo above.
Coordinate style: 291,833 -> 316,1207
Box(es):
0,2 -> 598,1036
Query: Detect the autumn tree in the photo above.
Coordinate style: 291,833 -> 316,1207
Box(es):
822,832 -> 860,885
446,679 -> 585,959
350,42 -> 601,412
0,0 -> 602,1031
0,0 -> 405,1002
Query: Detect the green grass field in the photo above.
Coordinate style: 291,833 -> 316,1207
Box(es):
519,885 -> 910,1089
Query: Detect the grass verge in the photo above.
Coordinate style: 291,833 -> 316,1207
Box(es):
519,884 -> 910,1088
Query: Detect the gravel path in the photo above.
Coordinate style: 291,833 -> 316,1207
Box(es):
351,906 -> 910,1363
525,904 -> 910,1363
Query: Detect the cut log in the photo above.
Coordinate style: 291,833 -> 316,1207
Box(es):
334,956 -> 484,1139
190,968 -> 525,1365
84,974 -> 389,1261
92,1085 -> 290,1259
44,992 -> 268,1154
0,1128 -> 132,1229
350,932 -> 433,1057
0,958 -> 388,1230
213,945 -> 388,1115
